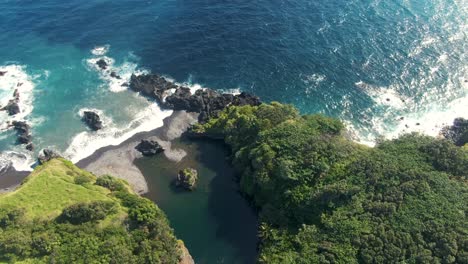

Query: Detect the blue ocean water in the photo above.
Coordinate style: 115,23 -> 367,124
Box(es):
0,0 -> 466,168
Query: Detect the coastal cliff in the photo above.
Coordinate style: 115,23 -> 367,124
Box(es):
0,159 -> 192,263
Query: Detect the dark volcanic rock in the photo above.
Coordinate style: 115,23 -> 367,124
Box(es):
1,89 -> 21,115
135,139 -> 164,156
38,149 -> 62,164
130,74 -> 178,103
25,143 -> 34,151
1,100 -> 20,115
175,168 -> 198,191
96,59 -> 108,70
110,71 -> 121,79
11,121 -> 32,145
130,73 -> 261,123
441,118 -> 468,146
0,71 -> 6,76
82,111 -> 103,131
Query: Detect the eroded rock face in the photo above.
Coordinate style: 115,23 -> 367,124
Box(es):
130,74 -> 261,123
441,118 -> 468,146
175,168 -> 198,191
38,149 -> 62,164
82,111 -> 103,131
135,139 -> 164,156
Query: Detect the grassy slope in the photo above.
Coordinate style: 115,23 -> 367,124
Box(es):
0,159 -> 126,221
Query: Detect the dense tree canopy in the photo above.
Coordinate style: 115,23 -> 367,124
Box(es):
195,102 -> 468,264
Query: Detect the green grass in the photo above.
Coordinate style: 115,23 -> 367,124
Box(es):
0,159 -> 120,220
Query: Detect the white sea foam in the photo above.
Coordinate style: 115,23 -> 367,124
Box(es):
91,45 -> 110,56
64,102 -> 172,163
0,65 -> 35,129
86,46 -> 148,93
0,150 -> 35,172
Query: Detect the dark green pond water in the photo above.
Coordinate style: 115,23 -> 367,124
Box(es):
135,139 -> 258,264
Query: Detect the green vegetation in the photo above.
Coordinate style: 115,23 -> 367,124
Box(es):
176,168 -> 198,191
195,102 -> 468,264
0,159 -> 181,263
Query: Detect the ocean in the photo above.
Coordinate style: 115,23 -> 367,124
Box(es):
0,0 -> 466,171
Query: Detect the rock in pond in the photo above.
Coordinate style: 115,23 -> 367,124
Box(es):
175,168 -> 198,191
82,111 -> 103,131
135,139 -> 164,156
38,149 -> 62,164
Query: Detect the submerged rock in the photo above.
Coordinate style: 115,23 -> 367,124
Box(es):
441,117 -> 468,146
175,168 -> 198,191
82,111 -> 103,131
38,149 -> 62,164
135,139 -> 164,156
96,59 -> 108,70
110,71 -> 121,79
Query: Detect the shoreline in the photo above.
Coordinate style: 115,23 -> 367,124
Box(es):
76,110 -> 198,194
1,111 -> 198,194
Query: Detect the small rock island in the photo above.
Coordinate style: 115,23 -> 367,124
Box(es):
175,168 -> 198,191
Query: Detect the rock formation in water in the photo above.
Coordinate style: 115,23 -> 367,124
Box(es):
135,139 -> 164,156
11,121 -> 32,148
129,74 -> 261,123
96,59 -> 108,70
0,71 -> 6,76
441,117 -> 468,146
1,89 -> 20,115
81,111 -> 103,131
38,149 -> 62,164
175,168 -> 198,191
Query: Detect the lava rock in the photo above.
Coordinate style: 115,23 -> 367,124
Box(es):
110,71 -> 121,79
38,149 -> 62,164
1,100 -> 20,115
96,59 -> 108,70
0,71 -> 6,77
135,139 -> 164,156
11,121 -> 32,145
25,143 -> 34,151
175,168 -> 198,191
130,74 -> 178,103
82,111 -> 103,131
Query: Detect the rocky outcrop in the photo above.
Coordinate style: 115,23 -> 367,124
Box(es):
1,89 -> 20,115
175,168 -> 198,191
441,118 -> 468,146
82,111 -> 103,131
96,59 -> 108,70
11,121 -> 32,148
129,74 -> 261,123
129,74 -> 178,104
135,139 -> 164,156
38,149 -> 62,164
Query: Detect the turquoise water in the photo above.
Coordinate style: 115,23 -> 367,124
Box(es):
1,0 -> 466,170
135,139 -> 258,263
